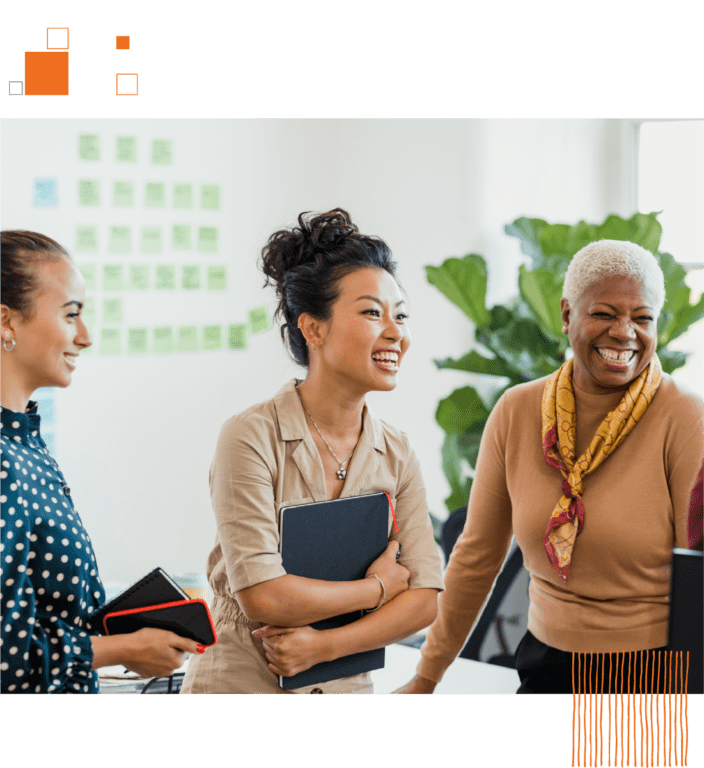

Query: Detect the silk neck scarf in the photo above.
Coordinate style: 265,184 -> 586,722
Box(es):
541,355 -> 662,580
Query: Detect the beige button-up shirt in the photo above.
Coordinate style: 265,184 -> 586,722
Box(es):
181,379 -> 444,694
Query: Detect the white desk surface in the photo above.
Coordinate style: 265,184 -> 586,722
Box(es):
100,643 -> 520,694
371,643 -> 519,694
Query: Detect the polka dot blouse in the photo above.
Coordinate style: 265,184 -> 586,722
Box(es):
1,403 -> 105,693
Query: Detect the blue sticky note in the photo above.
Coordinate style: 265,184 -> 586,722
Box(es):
34,178 -> 58,207
35,397 -> 56,427
42,431 -> 57,458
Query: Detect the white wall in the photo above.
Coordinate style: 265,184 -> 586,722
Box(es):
1,119 -> 636,584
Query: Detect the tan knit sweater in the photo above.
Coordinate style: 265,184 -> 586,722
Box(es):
418,373 -> 703,683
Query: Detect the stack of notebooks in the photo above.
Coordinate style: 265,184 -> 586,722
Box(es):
89,567 -> 217,647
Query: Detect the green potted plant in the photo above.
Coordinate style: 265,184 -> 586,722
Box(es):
427,212 -> 704,514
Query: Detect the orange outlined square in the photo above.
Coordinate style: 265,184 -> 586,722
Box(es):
46,27 -> 71,51
115,72 -> 139,96
116,36 -> 130,49
25,52 -> 68,95
47,28 -> 69,49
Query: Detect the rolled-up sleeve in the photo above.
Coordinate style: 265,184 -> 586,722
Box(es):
393,440 -> 445,592
209,413 -> 287,593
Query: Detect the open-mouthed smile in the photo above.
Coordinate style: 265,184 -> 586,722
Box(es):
372,349 -> 399,372
595,347 -> 637,369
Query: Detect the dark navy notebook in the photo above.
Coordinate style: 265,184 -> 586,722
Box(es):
668,547 -> 703,693
277,492 -> 390,689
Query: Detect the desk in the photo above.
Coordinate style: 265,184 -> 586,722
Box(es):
371,643 -> 519,694
100,643 -> 520,693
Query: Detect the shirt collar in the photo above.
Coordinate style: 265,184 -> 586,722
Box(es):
0,401 -> 41,443
273,379 -> 386,454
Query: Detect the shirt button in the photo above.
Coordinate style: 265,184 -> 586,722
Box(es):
310,687 -> 323,694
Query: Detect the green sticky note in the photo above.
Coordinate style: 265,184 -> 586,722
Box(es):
103,297 -> 123,324
82,296 -> 96,320
153,327 -> 174,353
76,226 -> 98,253
201,184 -> 220,210
173,183 -> 192,208
109,226 -> 132,254
100,328 -> 121,355
78,180 -> 100,206
129,265 -> 149,290
249,306 -> 269,333
228,324 -> 248,349
127,328 -> 148,354
145,182 -> 166,208
141,227 -> 162,253
79,134 -> 100,161
116,136 -> 137,162
78,264 -> 96,290
172,225 -> 191,250
103,264 -> 124,291
198,226 -> 218,253
207,265 -> 227,291
152,139 -> 173,165
178,326 -> 198,352
155,265 -> 176,290
113,181 -> 134,207
203,325 -> 222,350
182,265 -> 200,290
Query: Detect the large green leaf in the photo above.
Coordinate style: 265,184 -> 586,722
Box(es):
436,386 -> 490,434
538,220 -> 597,259
426,254 -> 492,328
504,218 -> 549,264
518,265 -> 565,339
477,317 -> 565,381
441,433 -> 474,513
434,349 -> 514,378
657,347 -> 689,375
595,212 -> 662,252
656,252 -> 704,345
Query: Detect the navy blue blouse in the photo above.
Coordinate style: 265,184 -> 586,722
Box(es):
1,403 -> 105,693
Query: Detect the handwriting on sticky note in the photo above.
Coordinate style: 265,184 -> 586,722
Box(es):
116,136 -> 137,162
182,265 -> 200,290
103,265 -> 124,291
152,139 -> 173,165
127,328 -> 148,354
129,265 -> 149,290
228,324 -> 247,349
145,182 -> 166,208
155,265 -> 176,290
201,184 -> 220,210
207,265 -> 227,290
141,227 -> 162,253
76,226 -> 98,253
173,184 -> 192,208
113,181 -> 134,207
79,134 -> 100,161
203,325 -> 222,350
109,226 -> 132,254
153,327 -> 174,353
34,178 -> 58,207
172,225 -> 191,250
249,306 -> 269,333
103,298 -> 123,324
78,180 -> 100,206
198,226 -> 218,253
178,326 -> 198,352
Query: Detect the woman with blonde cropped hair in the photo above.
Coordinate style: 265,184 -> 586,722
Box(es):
397,239 -> 703,694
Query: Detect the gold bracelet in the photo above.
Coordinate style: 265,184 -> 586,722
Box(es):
366,573 -> 386,611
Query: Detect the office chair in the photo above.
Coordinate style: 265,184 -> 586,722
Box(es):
441,507 -> 527,669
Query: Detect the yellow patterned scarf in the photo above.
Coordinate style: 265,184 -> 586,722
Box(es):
541,355 -> 662,580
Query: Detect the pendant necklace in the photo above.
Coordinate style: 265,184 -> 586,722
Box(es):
297,388 -> 357,480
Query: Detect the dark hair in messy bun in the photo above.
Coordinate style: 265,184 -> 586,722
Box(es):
1,230 -> 71,316
260,208 -> 397,367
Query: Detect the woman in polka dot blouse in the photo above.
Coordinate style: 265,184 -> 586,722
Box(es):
1,231 -> 200,693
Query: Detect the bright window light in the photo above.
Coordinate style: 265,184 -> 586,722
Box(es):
638,120 -> 704,395
638,120 -> 704,396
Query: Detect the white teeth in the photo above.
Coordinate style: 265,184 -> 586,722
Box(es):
372,351 -> 398,363
597,348 -> 635,363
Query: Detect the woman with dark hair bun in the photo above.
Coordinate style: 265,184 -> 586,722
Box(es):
181,209 -> 444,693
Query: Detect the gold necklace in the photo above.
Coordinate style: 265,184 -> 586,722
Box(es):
296,388 -> 357,480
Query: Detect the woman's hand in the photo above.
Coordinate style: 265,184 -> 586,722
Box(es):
393,673 -> 437,694
252,625 -> 328,678
366,541 -> 410,605
114,628 -> 200,678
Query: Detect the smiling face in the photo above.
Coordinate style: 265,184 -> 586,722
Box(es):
561,274 -> 658,394
306,267 -> 410,395
2,257 -> 91,399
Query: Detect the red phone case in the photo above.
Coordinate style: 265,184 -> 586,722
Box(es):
103,598 -> 217,647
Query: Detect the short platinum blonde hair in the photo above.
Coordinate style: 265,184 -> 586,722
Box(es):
562,239 -> 665,314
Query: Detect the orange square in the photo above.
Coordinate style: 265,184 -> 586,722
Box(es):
46,27 -> 71,51
25,52 -> 68,95
116,36 -> 130,49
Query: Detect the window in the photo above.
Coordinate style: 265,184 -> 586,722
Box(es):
638,120 -> 704,395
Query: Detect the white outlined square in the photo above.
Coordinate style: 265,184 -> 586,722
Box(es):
116,73 -> 139,96
47,28 -> 69,49
9,81 -> 24,95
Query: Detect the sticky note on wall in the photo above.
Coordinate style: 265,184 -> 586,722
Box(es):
178,326 -> 198,352
78,264 -> 96,290
103,265 -> 124,290
79,134 -> 100,161
201,184 -> 220,210
78,180 -> 100,206
203,325 -> 222,350
82,297 -> 96,321
141,227 -> 162,253
109,226 -> 132,253
113,181 -> 134,207
172,225 -> 191,250
145,182 -> 166,208
34,178 -> 58,207
76,226 -> 98,252
116,136 -> 137,162
228,324 -> 247,349
103,298 -> 124,324
152,140 -> 173,165
198,227 -> 218,253
127,328 -> 148,354
182,265 -> 200,290
207,265 -> 227,290
173,184 -> 192,208
100,328 -> 122,354
153,327 -> 174,353
249,306 -> 269,333
129,265 -> 149,290
155,265 -> 176,290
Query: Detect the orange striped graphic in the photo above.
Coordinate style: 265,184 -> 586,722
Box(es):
571,651 -> 689,767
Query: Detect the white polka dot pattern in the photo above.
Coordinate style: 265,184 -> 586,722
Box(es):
1,404 -> 104,694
